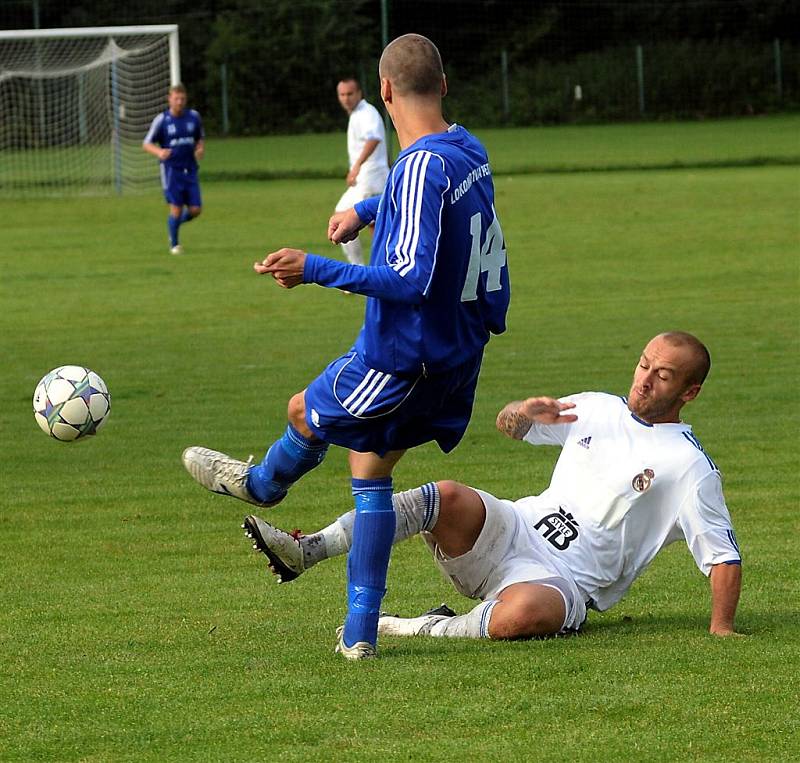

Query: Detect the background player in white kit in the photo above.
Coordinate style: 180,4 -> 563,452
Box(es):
244,332 -> 743,641
334,77 -> 389,265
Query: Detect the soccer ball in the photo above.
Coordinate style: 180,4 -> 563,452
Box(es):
33,365 -> 111,441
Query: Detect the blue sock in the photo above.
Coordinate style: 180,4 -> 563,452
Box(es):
179,209 -> 193,224
167,215 -> 180,246
246,424 -> 328,504
343,477 -> 395,648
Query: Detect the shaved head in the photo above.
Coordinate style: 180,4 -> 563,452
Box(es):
379,33 -> 444,96
657,331 -> 711,385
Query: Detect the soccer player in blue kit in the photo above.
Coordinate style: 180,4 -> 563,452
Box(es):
143,83 -> 205,255
182,34 -> 511,659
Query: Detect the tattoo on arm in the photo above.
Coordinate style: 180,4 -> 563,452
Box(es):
497,405 -> 532,440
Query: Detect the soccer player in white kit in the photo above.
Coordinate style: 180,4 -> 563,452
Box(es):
243,332 -> 743,643
334,78 -> 389,266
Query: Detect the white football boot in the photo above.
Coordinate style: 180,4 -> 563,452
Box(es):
334,626 -> 377,661
377,604 -> 457,637
170,244 -> 184,255
182,447 -> 285,508
242,515 -> 305,583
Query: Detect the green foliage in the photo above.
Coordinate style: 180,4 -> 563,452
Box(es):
0,118 -> 798,760
201,0 -> 376,135
448,39 -> 800,126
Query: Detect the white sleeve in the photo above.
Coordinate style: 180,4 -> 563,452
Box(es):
143,113 -> 163,145
522,393 -> 584,447
677,470 -> 741,576
359,106 -> 385,142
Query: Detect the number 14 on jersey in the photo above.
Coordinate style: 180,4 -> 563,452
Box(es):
461,211 -> 507,302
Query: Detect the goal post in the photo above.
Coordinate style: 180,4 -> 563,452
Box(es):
0,25 -> 180,197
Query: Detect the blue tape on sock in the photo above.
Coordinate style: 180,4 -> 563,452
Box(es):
343,478 -> 395,646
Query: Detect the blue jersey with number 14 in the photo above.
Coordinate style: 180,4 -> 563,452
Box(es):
355,124 -> 509,375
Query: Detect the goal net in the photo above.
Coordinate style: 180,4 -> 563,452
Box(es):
0,25 -> 180,197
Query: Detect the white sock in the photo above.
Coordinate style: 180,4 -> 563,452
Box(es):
300,482 -> 440,568
341,236 -> 364,265
429,600 -> 497,639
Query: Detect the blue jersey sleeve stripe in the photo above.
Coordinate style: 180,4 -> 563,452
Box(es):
420,158 -> 448,294
394,153 -> 418,271
394,151 -> 425,273
394,151 -> 432,276
402,151 -> 430,274
391,153 -> 414,269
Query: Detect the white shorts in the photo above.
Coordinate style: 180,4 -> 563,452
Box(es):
335,172 -> 387,213
422,488 -> 587,632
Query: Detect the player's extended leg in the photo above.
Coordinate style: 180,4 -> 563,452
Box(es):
244,480 -> 479,579
336,449 -> 405,660
167,203 -> 183,252
182,390 -> 329,507
377,583 -> 567,640
242,480 -> 445,582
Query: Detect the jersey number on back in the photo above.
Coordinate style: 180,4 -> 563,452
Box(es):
461,212 -> 507,302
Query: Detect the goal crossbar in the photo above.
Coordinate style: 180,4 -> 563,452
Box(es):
0,26 -> 180,86
0,25 -> 181,196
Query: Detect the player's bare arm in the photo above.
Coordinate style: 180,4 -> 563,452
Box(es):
709,562 -> 742,636
496,397 -> 578,439
254,248 -> 306,289
328,208 -> 366,244
347,138 -> 381,186
194,140 -> 205,161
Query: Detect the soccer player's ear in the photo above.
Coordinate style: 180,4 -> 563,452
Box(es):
380,78 -> 392,105
681,383 -> 702,404
441,75 -> 448,98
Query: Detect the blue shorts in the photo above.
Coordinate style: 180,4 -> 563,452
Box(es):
161,165 -> 202,207
304,349 -> 484,456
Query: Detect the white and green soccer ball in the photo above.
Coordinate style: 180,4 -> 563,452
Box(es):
33,365 -> 111,441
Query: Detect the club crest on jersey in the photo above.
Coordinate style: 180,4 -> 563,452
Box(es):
534,507 -> 579,550
632,468 -> 655,492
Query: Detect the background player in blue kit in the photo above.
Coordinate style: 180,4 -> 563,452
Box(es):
182,34 -> 511,659
143,83 -> 205,255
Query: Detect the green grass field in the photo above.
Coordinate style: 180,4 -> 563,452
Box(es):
1,117 -> 799,761
202,114 -> 800,179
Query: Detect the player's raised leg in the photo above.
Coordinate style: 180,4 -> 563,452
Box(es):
183,390 -> 329,507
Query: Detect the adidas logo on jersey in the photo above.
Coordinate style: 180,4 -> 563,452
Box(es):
577,436 -> 592,449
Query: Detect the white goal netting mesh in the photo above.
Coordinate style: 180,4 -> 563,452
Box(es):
0,30 -> 174,196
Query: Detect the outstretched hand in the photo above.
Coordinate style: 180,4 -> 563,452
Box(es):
328,207 -> 364,245
254,248 -> 306,289
497,396 -> 577,439
520,397 -> 578,425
